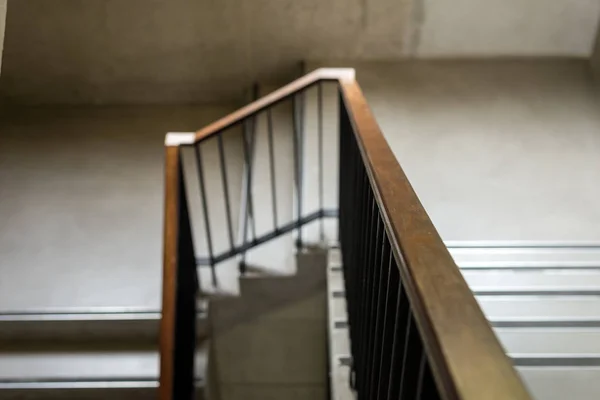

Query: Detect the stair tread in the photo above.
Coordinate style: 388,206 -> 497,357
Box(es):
518,366 -> 600,400
464,270 -> 600,294
496,328 -> 600,358
478,296 -> 600,324
0,348 -> 206,381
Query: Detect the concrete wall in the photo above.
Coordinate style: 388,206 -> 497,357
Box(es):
0,105 -> 236,310
415,0 -> 600,57
3,59 -> 600,311
0,0 -> 411,105
0,94 -> 339,309
2,0 -> 600,105
209,251 -> 328,400
309,60 -> 600,241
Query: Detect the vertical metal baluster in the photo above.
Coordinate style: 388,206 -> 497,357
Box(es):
240,119 -> 256,274
292,95 -> 303,248
267,108 -> 279,231
347,129 -> 361,342
398,313 -> 423,399
416,358 -> 439,400
218,135 -> 235,251
354,171 -> 370,393
358,193 -> 376,395
367,228 -> 389,398
363,205 -> 381,395
299,91 -> 305,245
318,81 -> 325,241
195,144 -> 217,286
376,251 -> 398,400
386,280 -> 409,399
246,118 -> 257,241
415,351 -> 428,399
168,154 -> 198,400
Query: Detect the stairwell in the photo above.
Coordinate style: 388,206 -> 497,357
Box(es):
1,2 -> 600,398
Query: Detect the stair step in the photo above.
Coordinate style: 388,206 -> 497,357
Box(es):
449,243 -> 600,269
0,381 -> 205,400
478,296 -> 600,327
496,328 -> 600,360
0,342 -> 207,399
0,308 -> 207,341
518,366 -> 600,400
463,270 -> 600,295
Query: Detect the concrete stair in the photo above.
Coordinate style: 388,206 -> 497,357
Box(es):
450,243 -> 600,399
0,309 -> 207,399
207,250 -> 329,400
328,242 -> 600,400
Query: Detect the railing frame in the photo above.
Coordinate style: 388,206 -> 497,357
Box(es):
159,68 -> 532,400
160,143 -> 198,400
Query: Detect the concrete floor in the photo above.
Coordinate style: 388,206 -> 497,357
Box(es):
310,59 -> 600,241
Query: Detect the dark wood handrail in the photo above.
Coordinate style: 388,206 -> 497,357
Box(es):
161,69 -> 531,400
193,68 -> 355,142
339,80 -> 531,400
159,146 -> 181,400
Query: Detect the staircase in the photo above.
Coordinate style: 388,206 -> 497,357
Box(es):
0,308 -> 207,399
453,242 -> 600,400
3,67 -> 600,400
329,243 -> 600,400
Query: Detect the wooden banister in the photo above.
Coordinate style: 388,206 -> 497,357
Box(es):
160,145 -> 198,400
339,80 -> 531,400
159,146 -> 180,400
194,68 -> 355,142
160,68 -> 531,400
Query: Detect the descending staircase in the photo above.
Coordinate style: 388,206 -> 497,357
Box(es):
453,242 -> 600,400
329,243 -> 600,400
4,68 -> 600,400
0,309 -> 207,399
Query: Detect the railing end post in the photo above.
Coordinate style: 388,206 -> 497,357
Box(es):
165,132 -> 196,146
315,68 -> 356,82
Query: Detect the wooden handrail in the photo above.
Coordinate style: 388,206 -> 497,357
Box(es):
339,80 -> 531,400
194,68 -> 355,142
159,146 -> 181,400
160,68 -> 531,399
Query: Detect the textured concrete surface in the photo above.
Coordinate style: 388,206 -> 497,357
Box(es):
309,60 -> 600,241
210,252 -> 328,400
0,0 -> 411,104
3,60 -> 600,310
2,0 -> 599,104
415,0 -> 600,57
0,105 -> 234,310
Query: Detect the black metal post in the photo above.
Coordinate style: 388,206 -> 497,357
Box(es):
267,108 -> 279,231
318,82 -> 324,241
195,144 -> 217,286
218,135 -> 235,251
172,157 -> 198,400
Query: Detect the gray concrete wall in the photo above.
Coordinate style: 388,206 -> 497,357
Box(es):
0,0 -> 411,105
209,251 -> 328,400
0,105 -> 235,310
415,0 -> 600,57
3,59 -> 600,312
309,60 -> 600,242
2,0 -> 600,105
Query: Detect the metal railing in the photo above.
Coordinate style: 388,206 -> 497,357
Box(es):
159,69 -> 532,400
